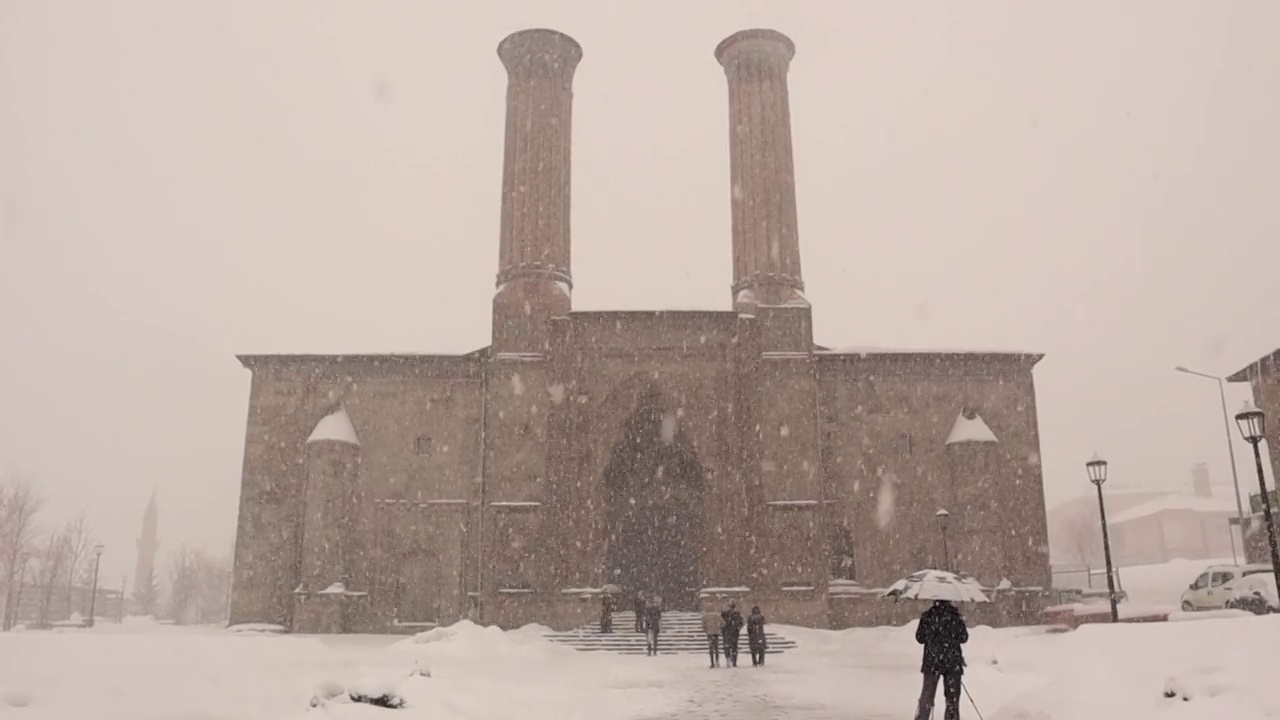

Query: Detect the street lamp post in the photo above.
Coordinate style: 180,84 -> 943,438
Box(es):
1174,366 -> 1247,559
87,543 -> 104,628
1234,401 -> 1280,603
1086,453 -> 1120,623
935,509 -> 951,571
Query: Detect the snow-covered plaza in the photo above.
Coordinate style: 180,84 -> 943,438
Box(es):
2,609 -> 1278,720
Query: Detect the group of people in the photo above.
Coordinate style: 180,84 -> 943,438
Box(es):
700,600 -> 767,668
598,592 -> 767,666
601,589 -> 972,719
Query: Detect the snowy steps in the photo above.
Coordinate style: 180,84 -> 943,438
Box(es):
544,611 -> 797,656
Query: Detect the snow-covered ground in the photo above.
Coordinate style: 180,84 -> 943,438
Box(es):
1,611 -> 1278,720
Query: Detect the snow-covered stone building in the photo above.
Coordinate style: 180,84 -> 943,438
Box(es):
229,28 -> 1052,633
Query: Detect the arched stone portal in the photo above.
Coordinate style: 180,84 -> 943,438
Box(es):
602,384 -> 706,610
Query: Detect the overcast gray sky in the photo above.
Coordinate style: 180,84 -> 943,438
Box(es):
2,1 -> 1278,583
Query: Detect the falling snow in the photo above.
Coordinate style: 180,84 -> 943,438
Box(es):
876,473 -> 898,529
547,383 -> 566,404
659,412 -> 677,445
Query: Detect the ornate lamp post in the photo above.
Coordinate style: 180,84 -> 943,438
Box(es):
87,543 -> 104,628
1086,454 -> 1120,623
1234,401 -> 1280,603
935,509 -> 951,571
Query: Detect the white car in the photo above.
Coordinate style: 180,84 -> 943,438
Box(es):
1180,564 -> 1272,611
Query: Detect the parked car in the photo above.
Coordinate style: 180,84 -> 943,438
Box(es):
1180,564 -> 1272,611
1225,572 -> 1278,615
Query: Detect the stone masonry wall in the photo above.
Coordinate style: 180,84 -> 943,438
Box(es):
230,356 -> 483,632
816,352 -> 1051,591
229,366 -> 316,628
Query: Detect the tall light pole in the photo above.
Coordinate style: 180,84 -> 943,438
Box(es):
1174,367 -> 1247,540
935,509 -> 951,572
87,543 -> 104,628
1086,453 -> 1120,623
1234,401 -> 1280,603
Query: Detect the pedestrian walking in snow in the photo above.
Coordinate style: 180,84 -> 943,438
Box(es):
746,606 -> 767,666
633,591 -> 646,633
913,600 -> 968,720
643,595 -> 663,656
600,590 -> 616,634
701,607 -> 724,668
720,601 -> 744,668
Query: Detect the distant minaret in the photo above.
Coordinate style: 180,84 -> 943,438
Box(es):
133,490 -> 159,611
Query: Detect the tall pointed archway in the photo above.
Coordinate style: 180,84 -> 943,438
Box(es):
602,384 -> 706,610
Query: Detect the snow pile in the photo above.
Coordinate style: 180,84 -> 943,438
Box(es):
227,621 -> 287,634
985,617 -> 1280,719
4,610 -> 1280,719
0,631 -> 341,719
399,619 -> 559,658
767,615 -> 1280,719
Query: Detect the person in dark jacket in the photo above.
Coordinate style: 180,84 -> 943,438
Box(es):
642,595 -> 663,656
913,600 -> 968,720
720,601 -> 744,668
633,591 -> 646,633
600,591 -> 616,634
746,606 -> 767,666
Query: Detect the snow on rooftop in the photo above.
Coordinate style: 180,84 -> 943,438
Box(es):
1109,493 -> 1239,524
945,411 -> 998,445
307,406 -> 360,446
817,345 -> 1034,356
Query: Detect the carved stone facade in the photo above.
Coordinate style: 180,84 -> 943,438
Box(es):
229,28 -> 1052,633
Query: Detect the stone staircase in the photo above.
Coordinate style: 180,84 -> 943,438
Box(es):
544,611 -> 798,656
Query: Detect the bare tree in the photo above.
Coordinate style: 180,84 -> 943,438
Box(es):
30,528 -> 69,627
0,474 -> 44,627
60,512 -> 92,615
168,546 -> 197,624
168,545 -> 232,625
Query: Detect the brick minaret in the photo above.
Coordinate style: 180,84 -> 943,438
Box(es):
716,29 -> 807,313
491,29 -> 582,354
719,30 -> 824,601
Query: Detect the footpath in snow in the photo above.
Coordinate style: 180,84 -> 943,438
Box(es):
1,612 -> 1278,719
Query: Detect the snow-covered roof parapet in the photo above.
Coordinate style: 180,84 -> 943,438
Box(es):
945,410 -> 998,445
307,406 -> 360,446
1226,347 -> 1280,383
813,345 -> 1045,365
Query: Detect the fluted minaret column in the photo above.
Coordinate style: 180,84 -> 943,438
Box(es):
716,29 -> 807,311
491,29 -> 582,354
